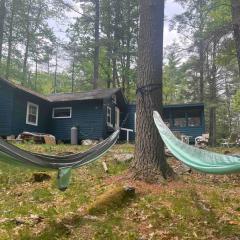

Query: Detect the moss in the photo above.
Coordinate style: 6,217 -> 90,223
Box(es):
88,186 -> 135,215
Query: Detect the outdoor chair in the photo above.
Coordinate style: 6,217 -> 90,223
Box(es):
195,133 -> 209,148
220,133 -> 238,148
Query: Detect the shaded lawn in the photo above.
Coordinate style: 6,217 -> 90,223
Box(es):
0,144 -> 239,240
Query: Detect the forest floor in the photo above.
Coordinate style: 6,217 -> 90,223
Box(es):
0,144 -> 240,240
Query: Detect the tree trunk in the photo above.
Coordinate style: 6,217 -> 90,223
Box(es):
133,0 -> 174,182
209,107 -> 216,146
6,0 -> 16,80
198,0 -> 205,102
0,0 -> 6,65
35,57 -> 38,90
112,0 -> 121,88
208,40 -> 218,147
231,0 -> 240,77
93,0 -> 100,89
71,50 -> 75,93
125,0 -> 131,99
54,46 -> 58,93
199,39 -> 205,102
22,0 -> 32,85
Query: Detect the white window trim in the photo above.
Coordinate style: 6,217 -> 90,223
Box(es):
26,102 -> 39,126
107,106 -> 112,127
115,107 -> 120,129
52,107 -> 72,119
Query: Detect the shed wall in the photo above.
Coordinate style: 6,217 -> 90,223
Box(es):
0,82 -> 14,136
11,89 -> 50,135
49,100 -> 105,141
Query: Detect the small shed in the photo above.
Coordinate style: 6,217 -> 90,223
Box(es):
124,103 -> 205,143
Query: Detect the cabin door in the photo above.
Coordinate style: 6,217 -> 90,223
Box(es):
115,107 -> 120,129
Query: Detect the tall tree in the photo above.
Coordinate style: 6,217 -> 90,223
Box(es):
0,0 -> 6,65
93,0 -> 99,89
171,0 -> 209,102
231,0 -> 240,76
6,0 -> 17,79
133,0 -> 173,181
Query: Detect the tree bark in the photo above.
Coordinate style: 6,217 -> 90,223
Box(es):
35,57 -> 38,90
208,40 -> 218,147
112,0 -> 121,88
54,46 -> 58,93
71,49 -> 76,93
199,39 -> 205,102
0,0 -> 6,65
22,0 -> 32,85
231,0 -> 240,77
133,0 -> 174,182
93,0 -> 100,89
198,0 -> 205,102
6,0 -> 16,80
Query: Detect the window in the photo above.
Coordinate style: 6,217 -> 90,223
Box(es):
26,102 -> 39,126
115,107 -> 120,128
187,110 -> 201,127
107,106 -> 112,127
173,111 -> 186,128
188,117 -> 201,127
52,107 -> 72,119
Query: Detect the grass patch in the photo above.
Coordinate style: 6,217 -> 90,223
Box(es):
0,144 -> 239,239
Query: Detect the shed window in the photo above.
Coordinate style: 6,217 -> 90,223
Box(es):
26,102 -> 39,126
107,106 -> 112,127
187,110 -> 201,127
173,111 -> 186,128
52,107 -> 72,119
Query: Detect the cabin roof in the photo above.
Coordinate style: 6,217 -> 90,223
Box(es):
48,88 -> 121,102
163,103 -> 204,109
128,103 -> 204,108
0,77 -> 126,104
0,77 -> 49,101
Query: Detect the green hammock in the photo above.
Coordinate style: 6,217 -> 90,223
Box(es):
0,130 -> 120,190
153,111 -> 240,174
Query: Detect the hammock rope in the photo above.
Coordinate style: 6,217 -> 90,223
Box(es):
0,130 -> 120,190
153,111 -> 240,174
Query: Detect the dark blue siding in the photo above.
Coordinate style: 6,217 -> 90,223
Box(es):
0,82 -> 14,136
11,89 -> 50,135
50,100 -> 105,141
125,104 -> 205,142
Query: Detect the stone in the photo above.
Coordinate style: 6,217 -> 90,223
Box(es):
31,173 -> 51,183
81,139 -> 99,146
114,153 -> 134,163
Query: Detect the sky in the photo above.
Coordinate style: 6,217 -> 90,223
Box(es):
47,0 -> 183,72
50,0 -> 183,47
164,0 -> 183,47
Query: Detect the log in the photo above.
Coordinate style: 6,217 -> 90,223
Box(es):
102,161 -> 108,173
88,186 -> 135,215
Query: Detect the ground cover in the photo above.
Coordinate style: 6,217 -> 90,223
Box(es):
0,144 -> 239,240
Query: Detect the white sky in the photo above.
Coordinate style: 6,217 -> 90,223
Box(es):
164,0 -> 183,47
46,0 -> 183,72
50,0 -> 182,46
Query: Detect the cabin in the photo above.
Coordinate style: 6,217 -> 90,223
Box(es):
0,77 -> 205,143
124,103 -> 205,143
0,77 -> 127,141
